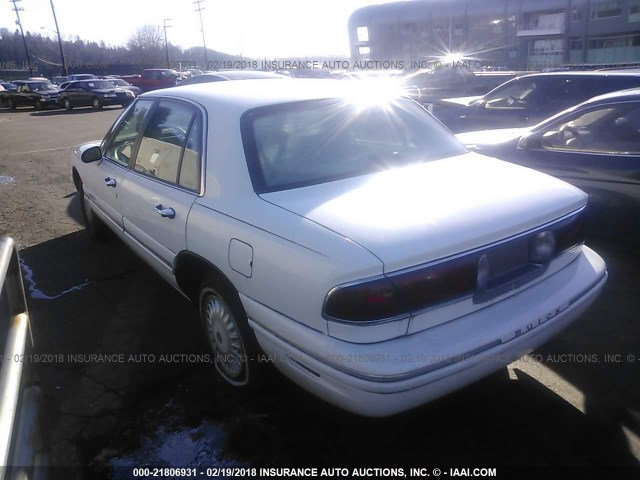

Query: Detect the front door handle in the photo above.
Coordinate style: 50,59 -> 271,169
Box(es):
154,204 -> 175,219
104,177 -> 116,187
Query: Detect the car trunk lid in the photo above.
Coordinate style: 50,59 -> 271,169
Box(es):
260,152 -> 587,273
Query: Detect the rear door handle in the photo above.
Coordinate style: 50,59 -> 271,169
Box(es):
154,204 -> 175,219
104,177 -> 116,187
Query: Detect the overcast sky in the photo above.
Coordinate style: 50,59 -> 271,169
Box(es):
0,0 -> 392,58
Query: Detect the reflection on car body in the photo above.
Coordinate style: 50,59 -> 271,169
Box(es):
457,88 -> 640,243
70,79 -> 606,416
433,71 -> 640,132
0,237 -> 50,478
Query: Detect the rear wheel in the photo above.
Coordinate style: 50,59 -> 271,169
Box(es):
64,98 -> 73,111
199,274 -> 261,387
7,98 -> 16,110
92,97 -> 103,110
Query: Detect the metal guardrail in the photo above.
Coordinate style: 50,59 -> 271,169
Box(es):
0,237 -> 48,480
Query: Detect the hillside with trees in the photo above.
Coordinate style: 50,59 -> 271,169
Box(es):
0,26 -> 241,79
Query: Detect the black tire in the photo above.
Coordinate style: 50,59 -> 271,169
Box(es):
64,98 -> 73,111
199,273 -> 262,387
34,101 -> 42,111
76,179 -> 109,241
7,98 -> 16,110
92,97 -> 103,110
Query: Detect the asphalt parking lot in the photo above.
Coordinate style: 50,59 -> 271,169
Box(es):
1,105 -> 639,478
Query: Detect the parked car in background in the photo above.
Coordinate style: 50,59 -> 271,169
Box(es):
71,79 -> 606,416
67,74 -> 97,81
404,66 -> 529,102
0,237 -> 50,478
457,88 -> 640,242
433,71 -> 640,132
57,81 -> 73,92
178,68 -> 203,79
50,76 -> 68,85
0,82 -> 17,91
176,70 -> 287,86
121,69 -> 179,92
4,80 -> 59,110
58,79 -> 135,110
0,82 -> 17,107
105,78 -> 142,97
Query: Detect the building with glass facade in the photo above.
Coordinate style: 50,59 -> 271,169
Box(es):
348,0 -> 640,70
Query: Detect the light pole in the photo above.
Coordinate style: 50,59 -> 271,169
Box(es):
193,0 -> 209,69
163,18 -> 172,69
10,0 -> 34,76
49,0 -> 67,76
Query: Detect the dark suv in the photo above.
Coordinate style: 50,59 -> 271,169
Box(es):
433,72 -> 640,132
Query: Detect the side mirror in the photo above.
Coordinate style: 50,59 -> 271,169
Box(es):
517,132 -> 542,151
81,145 -> 102,163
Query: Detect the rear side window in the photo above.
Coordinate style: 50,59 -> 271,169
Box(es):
539,77 -> 597,113
594,75 -> 640,94
134,99 -> 203,191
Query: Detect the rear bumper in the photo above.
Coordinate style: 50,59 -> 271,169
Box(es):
246,246 -> 607,416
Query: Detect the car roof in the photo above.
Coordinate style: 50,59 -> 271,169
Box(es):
141,78 -> 399,113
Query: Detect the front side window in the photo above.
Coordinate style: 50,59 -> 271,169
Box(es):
242,98 -> 467,193
103,99 -> 154,166
539,102 -> 640,154
134,99 -> 202,190
483,78 -> 542,110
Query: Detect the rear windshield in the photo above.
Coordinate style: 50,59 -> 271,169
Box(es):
241,98 -> 467,193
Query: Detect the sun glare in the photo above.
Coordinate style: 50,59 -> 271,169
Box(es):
344,74 -> 406,110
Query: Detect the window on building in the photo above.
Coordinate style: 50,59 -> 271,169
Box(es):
631,0 -> 640,22
570,39 -> 583,50
587,34 -> 640,62
358,46 -> 371,57
356,26 -> 369,42
591,1 -> 622,20
572,8 -> 583,21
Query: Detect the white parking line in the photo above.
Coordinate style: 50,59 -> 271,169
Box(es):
8,145 -> 77,156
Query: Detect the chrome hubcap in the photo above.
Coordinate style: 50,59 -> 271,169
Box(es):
203,293 -> 247,385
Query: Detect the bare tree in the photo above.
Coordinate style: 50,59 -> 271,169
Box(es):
127,25 -> 164,67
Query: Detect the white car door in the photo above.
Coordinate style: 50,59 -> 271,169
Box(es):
83,99 -> 156,229
118,98 -> 204,271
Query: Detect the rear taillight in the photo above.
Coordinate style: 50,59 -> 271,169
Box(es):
389,256 -> 477,312
323,257 -> 478,323
323,276 -> 406,322
323,208 -> 588,323
555,208 -> 589,253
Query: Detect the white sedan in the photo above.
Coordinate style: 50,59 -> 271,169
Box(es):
71,79 -> 607,416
